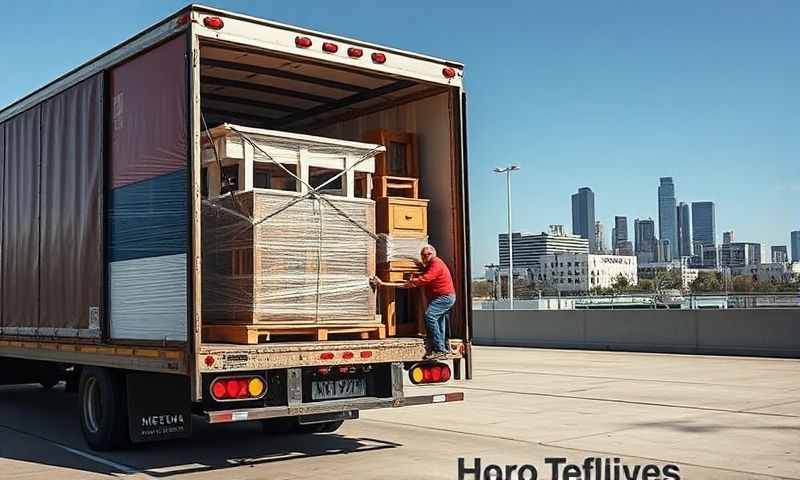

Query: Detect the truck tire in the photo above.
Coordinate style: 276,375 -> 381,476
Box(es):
79,367 -> 130,451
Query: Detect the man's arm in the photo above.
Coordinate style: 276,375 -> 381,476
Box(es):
408,261 -> 440,287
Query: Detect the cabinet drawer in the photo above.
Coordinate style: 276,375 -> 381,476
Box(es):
393,205 -> 425,231
377,197 -> 429,237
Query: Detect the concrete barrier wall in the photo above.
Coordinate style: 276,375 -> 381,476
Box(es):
472,309 -> 800,357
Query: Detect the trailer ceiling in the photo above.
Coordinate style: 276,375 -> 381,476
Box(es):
200,42 -> 447,132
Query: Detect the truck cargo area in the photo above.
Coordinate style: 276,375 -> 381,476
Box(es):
196,40 -> 470,360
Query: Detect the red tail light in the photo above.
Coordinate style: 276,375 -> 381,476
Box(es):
320,352 -> 334,360
210,376 -> 267,401
322,42 -> 339,53
442,67 -> 456,78
342,351 -> 354,360
203,16 -> 224,30
371,52 -> 387,64
360,351 -> 373,358
295,36 -> 313,48
408,362 -> 452,385
347,47 -> 364,58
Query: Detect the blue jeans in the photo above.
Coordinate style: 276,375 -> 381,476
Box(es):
425,294 -> 456,353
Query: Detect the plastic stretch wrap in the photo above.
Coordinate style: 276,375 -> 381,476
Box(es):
377,234 -> 428,264
203,190 -> 377,325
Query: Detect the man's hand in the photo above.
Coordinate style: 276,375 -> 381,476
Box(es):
369,276 -> 383,289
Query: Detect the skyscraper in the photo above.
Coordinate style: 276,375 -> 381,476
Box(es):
691,202 -> 716,247
771,246 -> 788,263
634,218 -> 657,263
571,187 -> 596,252
613,216 -> 628,249
676,202 -> 691,257
792,231 -> 800,262
657,177 -> 678,257
594,221 -> 605,253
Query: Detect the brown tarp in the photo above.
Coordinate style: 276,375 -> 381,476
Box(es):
2,107 -> 41,329
40,75 -> 103,331
110,35 -> 187,189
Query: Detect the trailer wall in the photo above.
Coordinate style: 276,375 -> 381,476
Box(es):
1,75 -> 104,337
108,36 -> 189,342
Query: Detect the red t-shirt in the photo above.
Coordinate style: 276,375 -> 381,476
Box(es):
412,257 -> 456,298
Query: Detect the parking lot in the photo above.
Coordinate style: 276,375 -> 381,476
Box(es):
1,346 -> 798,479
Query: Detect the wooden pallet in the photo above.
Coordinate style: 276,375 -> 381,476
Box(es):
203,324 -> 386,345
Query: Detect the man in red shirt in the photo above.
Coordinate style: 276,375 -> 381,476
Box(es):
372,244 -> 456,359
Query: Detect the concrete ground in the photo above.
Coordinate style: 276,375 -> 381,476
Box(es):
0,346 -> 798,479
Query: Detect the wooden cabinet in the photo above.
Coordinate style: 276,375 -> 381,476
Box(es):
377,197 -> 428,237
363,129 -> 418,178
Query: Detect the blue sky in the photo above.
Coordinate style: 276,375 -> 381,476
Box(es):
1,1 -> 797,273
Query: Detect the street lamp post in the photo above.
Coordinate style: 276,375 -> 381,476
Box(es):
494,165 -> 520,310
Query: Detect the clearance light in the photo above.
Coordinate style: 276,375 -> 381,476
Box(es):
210,376 -> 267,401
203,16 -> 224,30
409,362 -> 452,385
320,352 -> 335,360
295,36 -> 313,48
175,14 -> 190,27
204,355 -> 215,367
371,52 -> 387,64
347,47 -> 364,58
360,351 -> 373,359
342,351 -> 354,360
322,42 -> 339,53
442,67 -> 456,78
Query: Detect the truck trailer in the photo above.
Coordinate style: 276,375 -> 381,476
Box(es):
0,5 -> 472,450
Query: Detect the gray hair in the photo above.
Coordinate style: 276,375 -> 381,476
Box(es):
421,244 -> 437,256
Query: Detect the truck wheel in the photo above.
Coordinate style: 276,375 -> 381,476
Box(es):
79,367 -> 130,451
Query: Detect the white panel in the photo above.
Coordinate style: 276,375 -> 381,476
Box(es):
109,253 -> 188,341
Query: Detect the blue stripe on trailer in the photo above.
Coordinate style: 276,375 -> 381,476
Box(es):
108,169 -> 188,263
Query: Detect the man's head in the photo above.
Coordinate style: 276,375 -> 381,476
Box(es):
420,244 -> 437,265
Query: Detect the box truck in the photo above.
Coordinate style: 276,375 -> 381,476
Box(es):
0,4 -> 472,450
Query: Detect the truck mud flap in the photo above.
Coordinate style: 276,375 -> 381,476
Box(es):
127,373 -> 192,443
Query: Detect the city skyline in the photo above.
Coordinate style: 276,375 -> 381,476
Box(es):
490,174 -> 795,270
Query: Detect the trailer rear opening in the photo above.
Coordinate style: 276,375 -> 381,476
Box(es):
0,5 -> 471,451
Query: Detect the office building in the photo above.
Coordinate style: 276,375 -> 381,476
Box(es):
702,244 -> 718,269
499,225 -> 590,272
657,177 -> 678,257
638,257 -> 699,290
720,242 -> 761,268
676,202 -> 691,257
792,231 -> 800,262
571,187 -> 596,252
634,218 -> 657,263
771,246 -> 788,263
691,201 -> 716,246
613,216 -> 628,249
594,221 -> 605,253
723,231 -> 734,244
538,252 -> 637,293
656,239 -> 672,263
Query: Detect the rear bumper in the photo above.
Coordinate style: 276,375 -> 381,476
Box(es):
205,392 -> 464,424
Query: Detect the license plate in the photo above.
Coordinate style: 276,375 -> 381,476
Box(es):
312,378 -> 366,401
